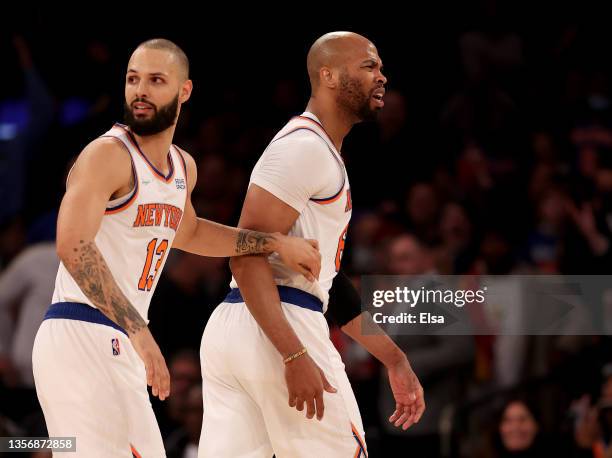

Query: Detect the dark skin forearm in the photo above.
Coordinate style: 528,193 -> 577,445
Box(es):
341,312 -> 408,368
62,239 -> 146,335
230,255 -> 304,358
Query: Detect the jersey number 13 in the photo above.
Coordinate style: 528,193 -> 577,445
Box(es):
138,238 -> 169,291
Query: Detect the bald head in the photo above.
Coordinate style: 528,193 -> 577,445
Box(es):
134,38 -> 189,81
307,31 -> 376,89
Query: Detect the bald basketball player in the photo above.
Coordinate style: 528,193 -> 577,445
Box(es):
199,32 -> 425,457
32,38 -> 320,458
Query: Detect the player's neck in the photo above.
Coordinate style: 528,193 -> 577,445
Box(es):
305,99 -> 353,152
132,127 -> 176,173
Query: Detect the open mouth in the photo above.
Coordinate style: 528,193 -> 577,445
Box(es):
372,91 -> 385,107
132,102 -> 155,116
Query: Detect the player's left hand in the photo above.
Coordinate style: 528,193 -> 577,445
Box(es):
386,358 -> 425,430
275,234 -> 321,282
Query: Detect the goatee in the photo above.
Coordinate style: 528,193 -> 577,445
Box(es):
123,95 -> 179,136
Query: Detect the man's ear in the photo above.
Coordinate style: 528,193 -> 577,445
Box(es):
320,67 -> 338,89
180,79 -> 193,103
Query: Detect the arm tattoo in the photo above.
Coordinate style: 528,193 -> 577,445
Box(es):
235,230 -> 277,255
63,240 -> 146,334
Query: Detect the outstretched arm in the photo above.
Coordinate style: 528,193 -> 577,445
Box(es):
56,138 -> 169,400
172,152 -> 320,279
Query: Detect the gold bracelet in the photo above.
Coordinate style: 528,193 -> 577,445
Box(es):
284,347 -> 307,364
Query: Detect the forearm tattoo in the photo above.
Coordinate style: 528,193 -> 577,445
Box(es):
235,230 -> 277,255
64,240 -> 146,334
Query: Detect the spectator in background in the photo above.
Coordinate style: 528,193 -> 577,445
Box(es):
0,240 -> 55,455
377,90 -> 408,145
527,132 -> 569,203
0,35 -> 54,227
478,398 -> 568,458
58,39 -> 115,129
403,183 -> 442,245
435,202 -> 475,274
0,241 -> 58,387
456,142 -> 494,201
386,234 -> 436,275
0,36 -> 54,267
443,0 -> 523,153
0,218 -> 26,269
563,156 -> 612,274
497,400 -> 542,456
349,212 -> 385,274
471,228 -> 519,276
378,234 -> 474,458
573,363 -> 612,457
459,1 -> 524,89
348,211 -> 404,274
154,350 -> 201,438
192,154 -> 241,224
148,251 -> 227,358
525,187 -> 568,273
470,228 -> 532,389
165,384 -> 203,458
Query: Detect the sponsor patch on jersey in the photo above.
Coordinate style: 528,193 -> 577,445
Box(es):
175,178 -> 186,190
112,338 -> 120,356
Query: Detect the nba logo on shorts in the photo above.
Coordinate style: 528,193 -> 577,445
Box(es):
112,338 -> 120,356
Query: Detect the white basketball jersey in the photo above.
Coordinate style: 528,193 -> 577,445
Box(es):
52,123 -> 188,322
231,113 -> 352,311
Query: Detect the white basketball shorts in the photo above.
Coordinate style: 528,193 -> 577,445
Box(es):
198,287 -> 367,458
32,302 -> 165,457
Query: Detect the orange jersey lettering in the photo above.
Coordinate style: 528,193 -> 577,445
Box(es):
133,203 -> 183,232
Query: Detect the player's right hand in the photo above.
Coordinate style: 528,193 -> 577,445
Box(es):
285,353 -> 337,421
130,327 -> 171,401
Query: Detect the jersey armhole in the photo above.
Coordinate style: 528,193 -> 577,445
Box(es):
270,127 -> 346,205
309,147 -> 345,205
102,136 -> 139,215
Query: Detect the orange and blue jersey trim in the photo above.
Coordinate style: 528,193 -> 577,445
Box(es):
351,423 -> 367,457
130,444 -> 142,458
101,132 -> 139,214
105,160 -> 139,214
114,123 -> 175,183
311,186 -> 344,205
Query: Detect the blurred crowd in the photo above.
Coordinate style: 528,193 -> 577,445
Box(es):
3,7 -> 612,457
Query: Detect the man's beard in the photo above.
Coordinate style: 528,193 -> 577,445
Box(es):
337,71 -> 381,122
123,95 -> 179,136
